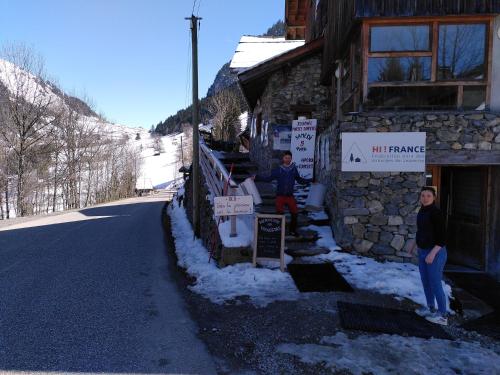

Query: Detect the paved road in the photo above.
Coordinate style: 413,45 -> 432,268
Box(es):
0,193 -> 217,375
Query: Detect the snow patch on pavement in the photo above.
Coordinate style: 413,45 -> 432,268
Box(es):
168,199 -> 299,307
306,225 -> 453,310
278,332 -> 500,375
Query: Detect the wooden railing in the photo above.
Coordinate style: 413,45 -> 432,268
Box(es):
199,139 -> 241,238
200,139 -> 238,198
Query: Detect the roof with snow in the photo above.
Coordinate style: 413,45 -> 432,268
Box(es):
237,37 -> 324,109
229,36 -> 305,73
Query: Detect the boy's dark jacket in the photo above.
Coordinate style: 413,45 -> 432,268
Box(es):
255,163 -> 311,196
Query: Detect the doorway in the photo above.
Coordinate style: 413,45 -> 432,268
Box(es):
439,167 -> 488,270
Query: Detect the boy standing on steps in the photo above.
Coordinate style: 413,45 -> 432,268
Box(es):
252,151 -> 312,237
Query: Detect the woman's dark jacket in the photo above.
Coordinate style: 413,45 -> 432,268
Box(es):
416,203 -> 446,249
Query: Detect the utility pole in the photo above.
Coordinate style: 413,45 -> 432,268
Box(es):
186,14 -> 202,237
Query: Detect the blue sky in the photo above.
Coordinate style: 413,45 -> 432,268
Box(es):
0,0 -> 284,128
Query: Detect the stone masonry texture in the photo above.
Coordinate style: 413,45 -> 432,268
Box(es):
316,111 -> 500,261
249,52 -> 331,173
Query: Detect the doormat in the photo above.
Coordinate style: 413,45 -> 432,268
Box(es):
461,312 -> 500,340
337,301 -> 452,340
287,263 -> 354,293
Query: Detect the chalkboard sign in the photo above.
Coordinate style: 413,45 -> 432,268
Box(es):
253,214 -> 285,272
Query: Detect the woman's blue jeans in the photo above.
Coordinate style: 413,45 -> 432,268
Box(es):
418,247 -> 448,316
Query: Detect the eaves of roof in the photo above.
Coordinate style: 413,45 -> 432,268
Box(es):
237,37 -> 324,109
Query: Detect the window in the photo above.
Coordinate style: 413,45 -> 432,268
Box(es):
366,86 -> 457,110
463,86 -> 486,110
364,21 -> 490,110
369,57 -> 432,83
371,25 -> 431,52
438,24 -> 486,80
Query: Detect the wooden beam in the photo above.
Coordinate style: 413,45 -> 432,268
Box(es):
362,21 -> 369,102
368,81 -> 487,88
364,15 -> 494,24
431,21 -> 438,82
427,151 -> 500,165
486,18 -> 494,108
369,51 -> 432,58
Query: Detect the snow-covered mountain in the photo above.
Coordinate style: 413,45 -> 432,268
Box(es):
0,57 -> 145,142
0,55 -> 184,220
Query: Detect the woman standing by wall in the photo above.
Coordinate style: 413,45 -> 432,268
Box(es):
410,187 -> 448,325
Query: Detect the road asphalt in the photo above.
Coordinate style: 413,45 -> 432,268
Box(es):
0,192 -> 217,375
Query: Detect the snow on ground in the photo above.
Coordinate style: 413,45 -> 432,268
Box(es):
278,332 -> 500,375
169,190 -> 453,309
138,133 -> 183,189
306,224 -> 453,310
218,215 -> 254,248
168,198 -> 300,307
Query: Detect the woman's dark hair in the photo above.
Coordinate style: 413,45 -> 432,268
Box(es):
421,186 -> 437,197
283,151 -> 293,157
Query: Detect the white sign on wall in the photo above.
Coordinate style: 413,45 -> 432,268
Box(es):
341,132 -> 426,172
214,195 -> 254,216
291,119 -> 317,179
273,125 -> 292,151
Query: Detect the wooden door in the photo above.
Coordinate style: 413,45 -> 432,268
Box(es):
442,167 -> 487,270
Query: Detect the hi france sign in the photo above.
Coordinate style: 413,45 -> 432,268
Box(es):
341,132 -> 426,172
291,119 -> 317,179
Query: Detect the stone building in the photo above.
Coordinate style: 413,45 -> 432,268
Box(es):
237,37 -> 330,171
310,0 -> 500,281
236,0 -> 500,282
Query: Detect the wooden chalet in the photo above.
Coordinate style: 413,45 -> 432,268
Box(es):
311,0 -> 500,113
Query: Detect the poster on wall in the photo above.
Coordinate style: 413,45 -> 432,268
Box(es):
290,119 -> 317,179
341,132 -> 426,172
272,125 -> 292,151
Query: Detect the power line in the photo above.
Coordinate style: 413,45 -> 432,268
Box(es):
195,0 -> 202,17
192,0 -> 198,15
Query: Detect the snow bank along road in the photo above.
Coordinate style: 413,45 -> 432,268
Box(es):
0,192 -> 216,375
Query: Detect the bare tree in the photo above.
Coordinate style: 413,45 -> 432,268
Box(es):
176,123 -> 193,174
0,44 -> 141,218
152,133 -> 164,154
0,45 -> 62,216
209,89 -> 241,142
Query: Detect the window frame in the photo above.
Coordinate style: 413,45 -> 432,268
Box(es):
361,16 -> 493,110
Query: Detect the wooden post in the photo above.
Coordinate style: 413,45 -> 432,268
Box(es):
185,14 -> 202,238
230,187 -> 237,237
336,60 -> 343,123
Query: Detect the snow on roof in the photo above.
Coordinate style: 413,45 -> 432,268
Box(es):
230,36 -> 305,72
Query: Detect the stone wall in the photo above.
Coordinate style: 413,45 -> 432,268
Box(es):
316,111 -> 500,261
249,52 -> 331,173
183,166 -> 223,255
